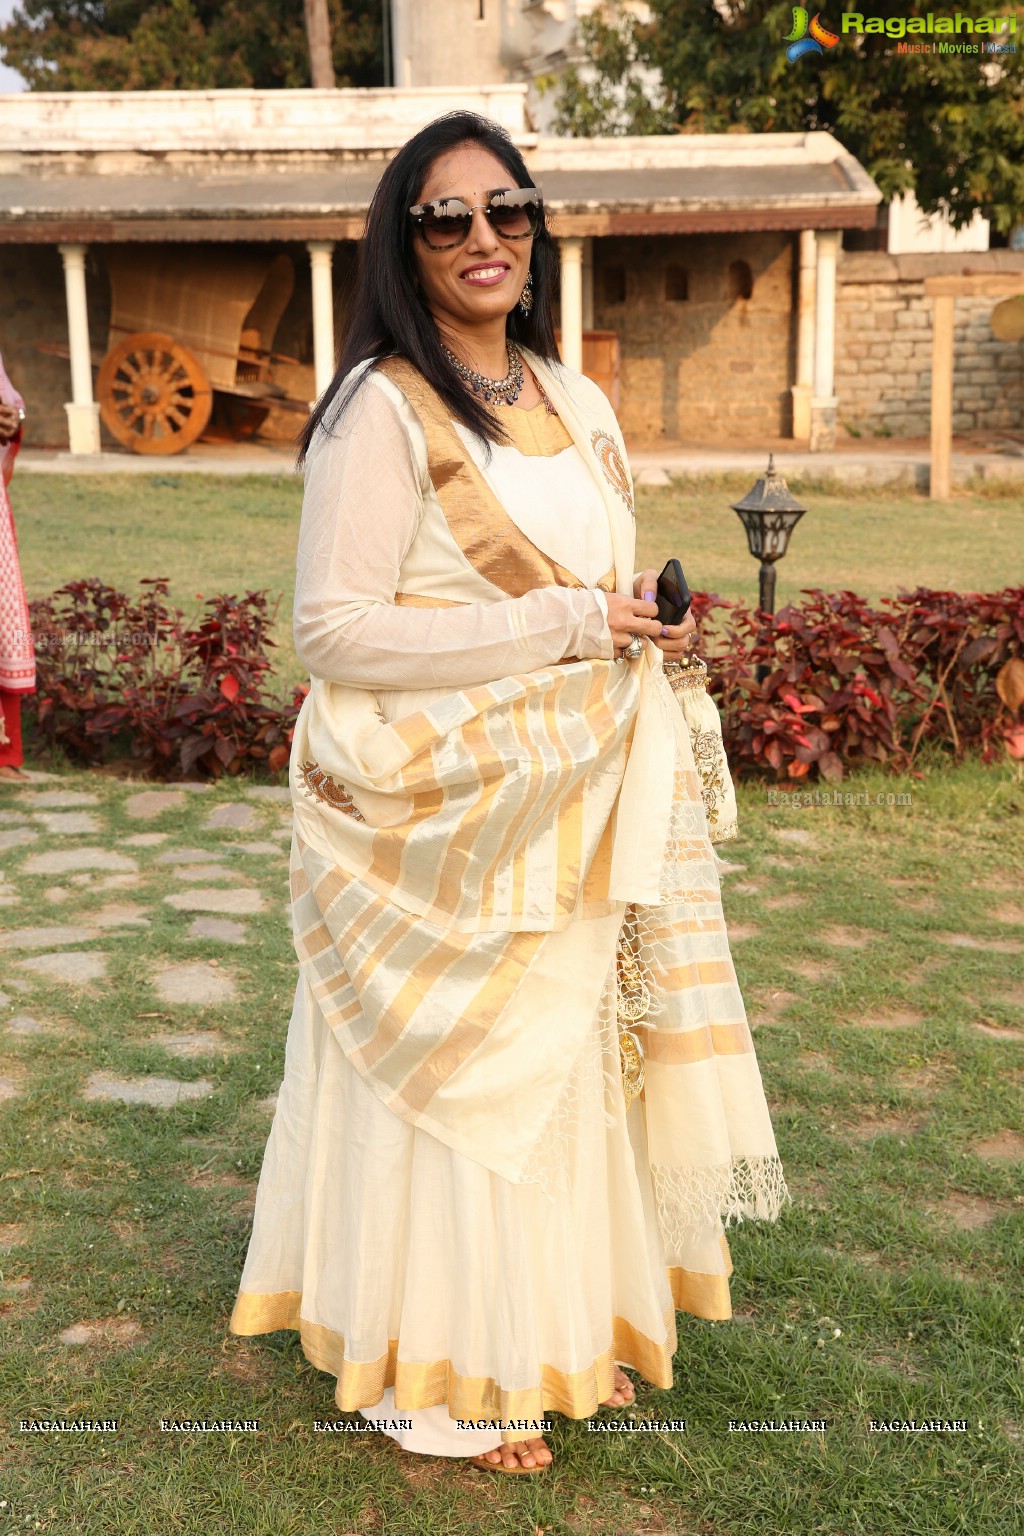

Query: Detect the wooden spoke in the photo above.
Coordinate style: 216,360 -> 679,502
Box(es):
98,331 -> 213,455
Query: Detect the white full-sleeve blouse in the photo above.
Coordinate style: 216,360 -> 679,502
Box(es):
292,363 -> 618,693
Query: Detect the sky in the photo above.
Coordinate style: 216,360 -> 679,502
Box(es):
0,0 -> 28,93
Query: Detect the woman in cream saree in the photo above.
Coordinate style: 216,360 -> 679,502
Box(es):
229,112 -> 790,1473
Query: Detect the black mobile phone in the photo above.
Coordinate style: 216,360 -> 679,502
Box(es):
655,559 -> 692,626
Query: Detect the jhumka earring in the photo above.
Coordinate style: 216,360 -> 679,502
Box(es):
518,271 -> 534,316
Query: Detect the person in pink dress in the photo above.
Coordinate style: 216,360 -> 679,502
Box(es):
0,351 -> 33,783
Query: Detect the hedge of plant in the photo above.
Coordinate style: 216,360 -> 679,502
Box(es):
22,578 -> 1024,783
693,585 -> 1024,781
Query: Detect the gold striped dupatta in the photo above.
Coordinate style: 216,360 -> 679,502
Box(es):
289,353 -> 790,1244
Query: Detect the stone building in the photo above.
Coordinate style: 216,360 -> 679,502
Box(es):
0,86 -> 881,457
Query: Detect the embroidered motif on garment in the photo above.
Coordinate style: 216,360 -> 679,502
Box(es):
615,917 -> 649,1109
591,429 -> 634,518
690,726 -> 728,832
296,759 -> 366,820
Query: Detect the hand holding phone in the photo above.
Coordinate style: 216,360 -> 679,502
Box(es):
655,559 -> 692,626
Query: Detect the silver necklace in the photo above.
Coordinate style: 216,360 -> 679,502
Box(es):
442,340 -> 525,407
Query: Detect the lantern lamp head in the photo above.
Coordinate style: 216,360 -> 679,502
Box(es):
731,455 -> 807,564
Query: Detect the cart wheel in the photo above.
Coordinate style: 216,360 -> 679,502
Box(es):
98,332 -> 213,455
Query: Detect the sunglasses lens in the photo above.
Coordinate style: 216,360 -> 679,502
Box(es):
418,207 -> 471,248
488,195 -> 540,239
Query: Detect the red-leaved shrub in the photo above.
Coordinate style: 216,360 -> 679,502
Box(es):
23,580 -> 1023,783
699,585 -> 1024,780
26,577 -> 303,780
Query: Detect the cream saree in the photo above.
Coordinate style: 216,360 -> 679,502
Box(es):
229,349 -> 790,1439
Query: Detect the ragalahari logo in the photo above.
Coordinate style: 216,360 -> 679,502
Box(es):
785,8 -> 841,60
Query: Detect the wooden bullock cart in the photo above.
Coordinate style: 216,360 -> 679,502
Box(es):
94,248 -> 308,454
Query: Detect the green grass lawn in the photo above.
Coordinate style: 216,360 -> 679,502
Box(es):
12,473 -> 1024,698
2,755 -> 1022,1534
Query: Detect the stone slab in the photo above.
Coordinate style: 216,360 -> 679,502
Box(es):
23,847 -> 137,875
124,790 -> 187,820
203,803 -> 262,832
154,961 -> 237,1005
82,1071 -> 214,1107
23,790 -> 99,808
123,832 -> 169,847
165,889 -> 264,915
0,925 -> 100,950
232,840 -> 286,857
187,916 -> 247,945
68,873 -> 142,891
7,1015 -> 45,1035
154,847 -> 227,865
89,903 -> 151,929
172,865 -> 241,882
0,827 -> 39,853
245,786 -> 291,802
16,951 -> 109,984
31,812 -> 101,834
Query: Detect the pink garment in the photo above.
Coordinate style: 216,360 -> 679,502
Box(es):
0,352 -> 34,696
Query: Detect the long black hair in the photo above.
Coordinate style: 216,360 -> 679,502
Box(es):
296,110 -> 560,464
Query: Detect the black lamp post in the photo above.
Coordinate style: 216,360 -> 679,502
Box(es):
731,455 -> 807,682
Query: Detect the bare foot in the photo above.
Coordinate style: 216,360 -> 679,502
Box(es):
0,765 -> 30,782
470,1434 -> 552,1472
599,1366 -> 636,1407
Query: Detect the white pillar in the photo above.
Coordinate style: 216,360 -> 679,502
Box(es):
558,236 -> 584,373
307,241 -> 336,400
809,229 -> 840,452
58,243 -> 101,456
791,230 -> 816,441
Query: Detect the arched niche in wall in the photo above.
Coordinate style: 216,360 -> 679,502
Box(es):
727,259 -> 754,302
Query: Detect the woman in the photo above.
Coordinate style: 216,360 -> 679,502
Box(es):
0,351 -> 32,784
229,111 -> 789,1473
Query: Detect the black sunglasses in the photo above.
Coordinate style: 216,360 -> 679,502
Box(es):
408,186 -> 543,250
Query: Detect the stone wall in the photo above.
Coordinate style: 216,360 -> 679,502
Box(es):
592,232 -> 796,445
835,251 -> 1024,439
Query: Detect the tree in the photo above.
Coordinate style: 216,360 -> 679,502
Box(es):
552,1 -> 1024,234
304,0 -> 335,89
0,0 -> 382,91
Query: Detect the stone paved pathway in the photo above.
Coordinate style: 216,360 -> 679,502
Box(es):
0,770 -> 292,1112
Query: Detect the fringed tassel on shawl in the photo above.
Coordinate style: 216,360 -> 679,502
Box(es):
651,1157 -> 792,1260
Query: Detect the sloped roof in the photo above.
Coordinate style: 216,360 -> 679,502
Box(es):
0,92 -> 880,242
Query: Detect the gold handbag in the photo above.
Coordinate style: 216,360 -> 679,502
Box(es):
663,656 -> 738,844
